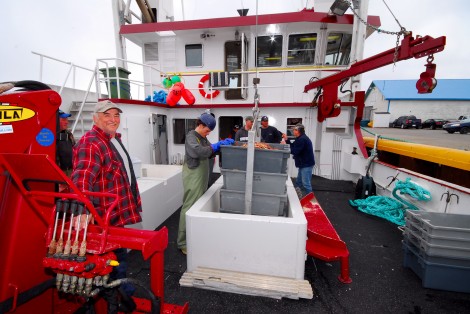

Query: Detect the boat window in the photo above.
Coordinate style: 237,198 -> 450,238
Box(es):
144,43 -> 159,62
256,35 -> 283,67
225,41 -> 241,100
185,44 -> 203,67
286,118 -> 303,140
173,118 -> 197,144
324,33 -> 352,66
287,33 -> 317,66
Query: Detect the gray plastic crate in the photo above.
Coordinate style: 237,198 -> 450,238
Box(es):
406,210 -> 470,241
220,169 -> 287,194
403,239 -> 470,268
404,228 -> 470,260
403,241 -> 470,293
220,142 -> 290,174
219,188 -> 288,217
405,222 -> 470,250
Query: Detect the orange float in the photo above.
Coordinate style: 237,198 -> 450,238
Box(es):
198,74 -> 220,99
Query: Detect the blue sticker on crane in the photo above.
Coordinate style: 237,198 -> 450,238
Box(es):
36,128 -> 55,147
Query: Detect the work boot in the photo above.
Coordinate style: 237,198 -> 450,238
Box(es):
101,288 -> 119,314
118,286 -> 137,313
295,187 -> 303,199
118,297 -> 137,313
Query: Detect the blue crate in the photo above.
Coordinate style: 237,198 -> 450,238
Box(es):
403,241 -> 470,293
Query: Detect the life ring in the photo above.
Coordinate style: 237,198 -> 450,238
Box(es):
198,74 -> 220,99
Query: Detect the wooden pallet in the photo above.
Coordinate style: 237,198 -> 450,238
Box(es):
180,267 -> 314,300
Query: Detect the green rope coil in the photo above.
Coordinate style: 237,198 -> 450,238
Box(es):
349,178 -> 432,225
349,196 -> 406,225
392,178 -> 432,210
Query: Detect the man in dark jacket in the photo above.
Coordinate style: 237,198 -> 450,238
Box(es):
235,116 -> 254,142
260,115 -> 283,143
56,110 -> 75,177
283,124 -> 315,197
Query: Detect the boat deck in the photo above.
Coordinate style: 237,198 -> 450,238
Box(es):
127,175 -> 470,313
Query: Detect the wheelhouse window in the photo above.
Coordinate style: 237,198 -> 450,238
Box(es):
286,118 -> 303,140
173,119 -> 196,144
256,35 -> 283,67
144,43 -> 159,62
185,44 -> 203,67
324,33 -> 352,66
287,33 -> 317,66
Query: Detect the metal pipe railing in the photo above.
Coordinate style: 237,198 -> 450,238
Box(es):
32,51 -> 95,93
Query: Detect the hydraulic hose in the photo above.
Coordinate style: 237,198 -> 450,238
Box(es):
120,278 -> 159,314
90,277 -> 160,314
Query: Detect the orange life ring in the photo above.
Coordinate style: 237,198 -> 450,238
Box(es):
198,74 -> 220,99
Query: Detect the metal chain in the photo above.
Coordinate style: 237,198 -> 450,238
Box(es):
392,32 -> 402,68
341,0 -> 410,67
341,0 -> 409,36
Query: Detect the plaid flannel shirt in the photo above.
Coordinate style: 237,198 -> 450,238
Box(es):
72,125 -> 142,227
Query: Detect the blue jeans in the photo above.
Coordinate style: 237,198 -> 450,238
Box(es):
296,166 -> 313,195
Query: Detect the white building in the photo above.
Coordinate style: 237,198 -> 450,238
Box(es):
364,79 -> 470,126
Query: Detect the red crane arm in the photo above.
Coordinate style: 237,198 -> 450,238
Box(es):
304,34 -> 446,93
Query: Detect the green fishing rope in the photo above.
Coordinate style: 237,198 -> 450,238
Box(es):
349,178 -> 432,225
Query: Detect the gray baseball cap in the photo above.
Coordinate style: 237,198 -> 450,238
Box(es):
94,100 -> 123,113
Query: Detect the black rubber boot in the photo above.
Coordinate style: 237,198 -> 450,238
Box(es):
101,288 -> 119,314
118,286 -> 137,313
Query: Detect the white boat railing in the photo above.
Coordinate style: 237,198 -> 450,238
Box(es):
96,58 -> 165,101
32,51 -> 99,135
32,51 -> 95,95
30,53 -> 337,135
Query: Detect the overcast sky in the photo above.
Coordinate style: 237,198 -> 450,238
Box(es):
2,0 -> 468,91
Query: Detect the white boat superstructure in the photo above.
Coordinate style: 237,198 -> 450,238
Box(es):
2,1 -> 470,311
32,0 -> 466,221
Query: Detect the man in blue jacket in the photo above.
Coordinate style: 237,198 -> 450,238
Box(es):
283,124 -> 315,197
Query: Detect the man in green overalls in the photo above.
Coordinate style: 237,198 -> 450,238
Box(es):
177,113 -> 234,254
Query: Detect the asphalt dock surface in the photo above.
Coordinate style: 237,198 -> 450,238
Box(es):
127,175 -> 470,313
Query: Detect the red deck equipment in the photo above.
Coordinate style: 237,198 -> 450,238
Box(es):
301,193 -> 352,284
0,88 -> 188,313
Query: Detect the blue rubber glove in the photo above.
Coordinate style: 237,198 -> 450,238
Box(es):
211,142 -> 221,152
222,138 -> 235,145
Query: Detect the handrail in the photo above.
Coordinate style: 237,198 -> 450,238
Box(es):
32,53 -> 327,138
96,57 -> 165,100
70,68 -> 98,135
32,51 -> 95,93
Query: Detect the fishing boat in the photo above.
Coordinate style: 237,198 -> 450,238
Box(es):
1,0 -> 469,313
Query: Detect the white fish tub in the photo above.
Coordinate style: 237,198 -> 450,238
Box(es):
127,164 -> 183,231
186,178 -> 307,280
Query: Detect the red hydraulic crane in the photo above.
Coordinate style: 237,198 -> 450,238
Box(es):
303,33 -> 446,123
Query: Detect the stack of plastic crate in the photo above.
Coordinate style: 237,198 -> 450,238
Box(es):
219,142 -> 290,216
403,210 -> 470,293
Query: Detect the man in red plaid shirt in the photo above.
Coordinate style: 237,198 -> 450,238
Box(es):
72,100 -> 141,312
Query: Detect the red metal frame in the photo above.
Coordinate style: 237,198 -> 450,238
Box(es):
0,153 -> 188,313
303,33 -> 446,123
301,193 -> 351,284
0,90 -> 188,313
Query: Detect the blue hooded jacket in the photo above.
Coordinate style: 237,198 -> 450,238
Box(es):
288,133 -> 315,168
